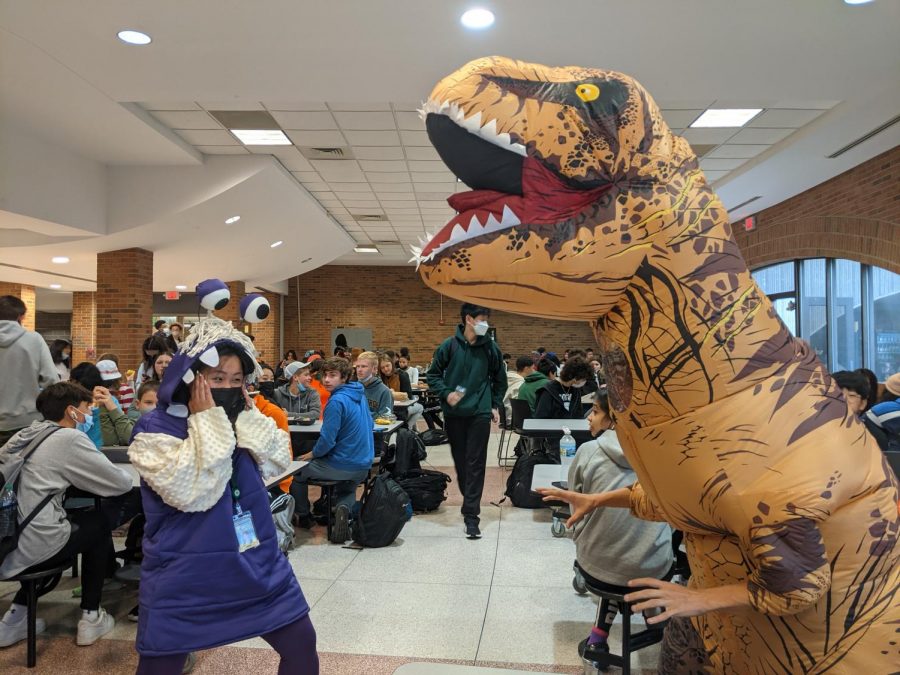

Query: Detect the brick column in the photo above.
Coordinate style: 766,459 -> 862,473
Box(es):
96,248 -> 153,370
250,291 -> 282,365
71,291 -> 97,361
0,282 -> 36,330
284,276 -> 300,354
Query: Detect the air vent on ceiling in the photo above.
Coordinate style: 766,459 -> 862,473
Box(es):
827,114 -> 900,158
726,196 -> 763,212
692,144 -> 718,158
299,146 -> 355,160
354,214 -> 387,222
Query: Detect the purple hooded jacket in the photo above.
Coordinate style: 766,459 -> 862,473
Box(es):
130,342 -> 308,656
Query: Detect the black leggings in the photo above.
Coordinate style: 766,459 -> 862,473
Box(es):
135,615 -> 318,675
13,510 -> 111,611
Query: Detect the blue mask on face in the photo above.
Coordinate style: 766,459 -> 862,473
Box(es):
72,408 -> 94,434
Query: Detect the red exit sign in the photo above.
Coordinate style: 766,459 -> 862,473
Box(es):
164,291 -> 181,300
743,216 -> 757,232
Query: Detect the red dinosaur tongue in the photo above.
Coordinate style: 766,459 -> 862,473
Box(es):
421,158 -> 613,258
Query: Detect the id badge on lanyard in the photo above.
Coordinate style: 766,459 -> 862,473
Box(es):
230,468 -> 260,553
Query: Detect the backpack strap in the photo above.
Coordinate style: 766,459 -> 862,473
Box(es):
9,426 -> 63,533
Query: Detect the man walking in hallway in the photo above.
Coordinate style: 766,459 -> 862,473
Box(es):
427,303 -> 507,539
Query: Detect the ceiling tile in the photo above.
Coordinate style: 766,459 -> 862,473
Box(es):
196,146 -> 249,155
705,144 -> 770,159
270,111 -> 337,130
280,155 -> 314,171
370,182 -> 413,192
380,199 -> 417,208
395,111 -> 425,130
247,144 -> 300,157
359,159 -> 407,172
414,191 -> 451,201
353,147 -> 405,160
310,160 -> 366,181
413,173 -> 456,183
343,130 -> 401,146
699,158 -> 747,171
389,214 -> 423,221
728,127 -> 794,144
408,161 -> 448,173
151,110 -> 222,129
285,130 -> 346,146
141,101 -> 202,111
682,128 -> 738,145
656,99 -> 716,110
659,109 -> 704,128
341,199 -> 381,208
384,208 -> 421,215
748,109 -> 825,128
335,190 -> 375,199
198,101 -> 265,111
333,111 -> 396,130
393,102 -> 424,112
404,146 -> 441,161
330,183 -> 376,193
417,199 -> 452,207
415,182 -> 457,194
300,181 -> 332,191
375,192 -> 415,200
328,208 -> 351,217
328,102 -> 392,111
175,129 -> 237,145
290,171 -> 322,182
366,172 -> 410,183
400,130 -> 431,146
263,101 -> 329,111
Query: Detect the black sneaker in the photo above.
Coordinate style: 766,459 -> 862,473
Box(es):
294,513 -> 316,529
578,637 -> 611,671
330,504 -> 351,544
465,522 -> 481,539
127,605 -> 139,622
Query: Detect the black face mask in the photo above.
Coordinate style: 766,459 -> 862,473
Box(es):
210,387 -> 246,422
258,381 -> 276,399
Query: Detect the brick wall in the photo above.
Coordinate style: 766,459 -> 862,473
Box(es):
0,282 -> 36,330
735,146 -> 900,273
284,266 -> 597,363
71,291 -> 96,361
249,291 -> 281,366
35,311 -> 71,336
96,248 -> 153,369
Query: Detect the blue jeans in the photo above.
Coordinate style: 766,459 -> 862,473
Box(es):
291,459 -> 369,516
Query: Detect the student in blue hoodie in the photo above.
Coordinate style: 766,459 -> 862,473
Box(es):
294,357 -> 374,542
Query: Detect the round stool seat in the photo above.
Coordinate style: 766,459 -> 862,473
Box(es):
114,563 -> 142,584
11,562 -> 72,582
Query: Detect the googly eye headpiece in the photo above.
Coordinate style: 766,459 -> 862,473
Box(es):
197,278 -> 230,313
239,293 -> 270,323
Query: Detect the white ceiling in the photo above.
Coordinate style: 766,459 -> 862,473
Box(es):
1,0 -> 898,289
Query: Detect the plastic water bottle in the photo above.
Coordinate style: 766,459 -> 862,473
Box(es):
0,483 -> 16,538
560,427 -> 576,459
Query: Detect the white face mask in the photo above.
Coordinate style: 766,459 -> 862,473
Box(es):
571,380 -> 587,389
473,320 -> 489,336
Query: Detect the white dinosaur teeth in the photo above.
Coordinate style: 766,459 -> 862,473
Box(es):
509,143 -> 527,156
481,118 -> 498,136
450,224 -> 467,241
462,111 -> 482,132
484,213 -> 502,232
468,214 -> 485,236
501,205 -> 521,227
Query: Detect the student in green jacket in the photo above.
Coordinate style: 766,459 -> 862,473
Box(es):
516,357 -> 557,413
426,303 -> 507,539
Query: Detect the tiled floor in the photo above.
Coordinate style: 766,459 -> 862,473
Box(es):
0,432 -> 659,674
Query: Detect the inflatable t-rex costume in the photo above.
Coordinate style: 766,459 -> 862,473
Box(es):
415,57 -> 899,673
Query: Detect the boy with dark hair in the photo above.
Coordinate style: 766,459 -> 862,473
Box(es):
534,356 -> 593,420
831,370 -> 870,417
0,381 -> 132,647
128,381 -> 160,422
503,356 -> 534,421
516,357 -> 557,413
427,303 -> 507,539
293,357 -> 373,541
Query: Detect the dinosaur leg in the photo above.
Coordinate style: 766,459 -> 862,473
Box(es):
658,615 -> 714,675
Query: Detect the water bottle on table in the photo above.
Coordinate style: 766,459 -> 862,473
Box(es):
560,427 -> 576,459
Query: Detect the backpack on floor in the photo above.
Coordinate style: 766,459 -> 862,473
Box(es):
384,428 -> 427,476
504,451 -> 559,509
394,469 -> 451,513
269,490 -> 296,554
420,428 -> 448,446
351,473 -> 412,548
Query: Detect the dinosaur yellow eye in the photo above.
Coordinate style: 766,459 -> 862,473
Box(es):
575,83 -> 600,102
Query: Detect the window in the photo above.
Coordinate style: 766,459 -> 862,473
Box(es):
830,259 -> 861,371
799,259 -> 827,365
752,261 -> 797,335
869,266 -> 900,380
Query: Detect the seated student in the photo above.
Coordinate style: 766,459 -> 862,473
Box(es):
308,356 -> 330,417
864,372 -> 900,452
856,368 -> 880,413
98,353 -> 134,411
135,335 -> 169,386
504,356 -> 534,421
148,351 -> 173,383
273,360 -> 321,422
831,370 -> 870,419
516,356 -> 557,414
95,359 -> 135,446
355,351 -> 393,419
397,351 -> 419,388
379,354 -> 423,431
564,390 -> 674,664
253,363 -> 277,399
69,362 -> 104,449
127,381 -> 159,422
292,358 -> 374,542
0,382 -> 132,648
534,356 -> 592,420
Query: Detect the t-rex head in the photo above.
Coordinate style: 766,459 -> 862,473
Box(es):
415,56 -> 706,321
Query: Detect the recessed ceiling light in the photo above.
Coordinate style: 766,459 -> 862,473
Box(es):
844,0 -> 874,4
690,108 -> 763,128
461,8 -> 495,29
230,129 -> 291,146
225,215 -> 241,224
175,285 -> 188,291
117,30 -> 152,45
270,240 -> 284,248
49,284 -> 62,290
51,256 -> 70,264
354,245 -> 380,253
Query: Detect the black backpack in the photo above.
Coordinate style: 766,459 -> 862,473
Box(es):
384,428 -> 427,475
420,429 -> 448,446
351,473 -> 412,548
394,469 -> 451,513
504,451 -> 559,509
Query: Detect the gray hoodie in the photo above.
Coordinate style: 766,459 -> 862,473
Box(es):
272,383 -> 321,421
0,321 -> 59,431
0,421 -> 132,578
568,430 -> 673,586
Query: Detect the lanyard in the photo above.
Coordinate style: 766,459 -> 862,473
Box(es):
229,456 -> 243,515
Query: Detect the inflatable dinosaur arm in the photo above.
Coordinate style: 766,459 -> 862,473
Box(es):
628,482 -> 670,522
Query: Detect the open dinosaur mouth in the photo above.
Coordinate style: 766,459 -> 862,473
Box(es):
414,100 -> 614,266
